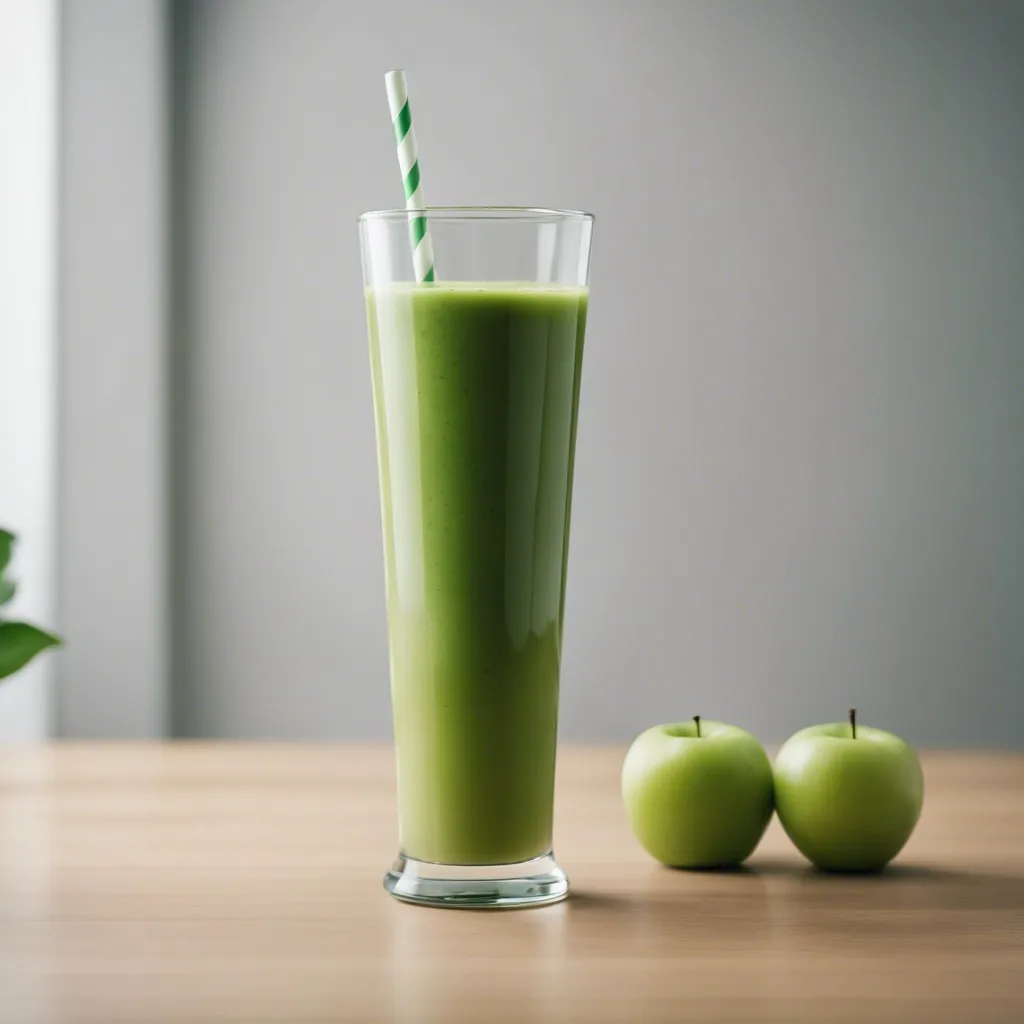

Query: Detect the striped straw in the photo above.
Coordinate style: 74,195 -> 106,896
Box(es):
384,70 -> 436,282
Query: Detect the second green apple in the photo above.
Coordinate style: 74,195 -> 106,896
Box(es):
773,710 -> 924,872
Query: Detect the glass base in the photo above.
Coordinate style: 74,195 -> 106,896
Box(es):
384,852 -> 569,909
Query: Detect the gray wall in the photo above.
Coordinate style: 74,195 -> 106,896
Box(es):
58,0 -> 169,737
63,0 -> 1024,746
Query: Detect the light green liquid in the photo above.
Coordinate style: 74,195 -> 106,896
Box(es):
367,283 -> 588,865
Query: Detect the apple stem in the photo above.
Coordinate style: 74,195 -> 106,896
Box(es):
694,715 -> 701,739
850,708 -> 857,740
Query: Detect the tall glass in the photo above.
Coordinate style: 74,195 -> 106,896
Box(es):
359,208 -> 593,908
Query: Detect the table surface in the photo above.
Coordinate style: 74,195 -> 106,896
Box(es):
1,745 -> 1022,1023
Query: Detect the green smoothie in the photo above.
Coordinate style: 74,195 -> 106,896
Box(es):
366,282 -> 588,866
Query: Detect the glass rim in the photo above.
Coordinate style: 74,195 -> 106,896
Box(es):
358,206 -> 594,224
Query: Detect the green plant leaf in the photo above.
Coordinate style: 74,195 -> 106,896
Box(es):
0,621 -> 62,681
0,529 -> 13,575
0,578 -> 15,606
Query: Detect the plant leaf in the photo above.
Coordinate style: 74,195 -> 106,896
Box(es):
0,621 -> 62,681
0,529 -> 13,576
0,578 -> 15,606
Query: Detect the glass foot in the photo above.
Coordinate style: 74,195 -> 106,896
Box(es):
384,852 -> 569,909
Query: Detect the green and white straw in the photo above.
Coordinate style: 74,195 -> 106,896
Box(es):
384,70 -> 436,282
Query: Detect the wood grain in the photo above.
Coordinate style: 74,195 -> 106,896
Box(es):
0,745 -> 1022,1023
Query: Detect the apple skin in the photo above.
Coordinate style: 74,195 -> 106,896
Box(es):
622,720 -> 774,868
773,722 -> 924,872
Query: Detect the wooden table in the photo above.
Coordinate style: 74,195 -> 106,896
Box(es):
1,746 -> 1022,1022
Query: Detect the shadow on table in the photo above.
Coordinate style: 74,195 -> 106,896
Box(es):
566,862 -> 1024,954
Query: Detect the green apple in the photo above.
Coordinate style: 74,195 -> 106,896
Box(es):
774,710 -> 924,872
622,717 -> 774,868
